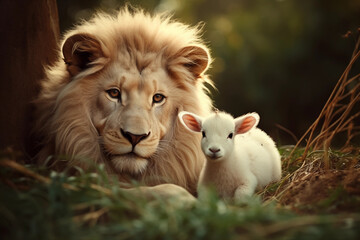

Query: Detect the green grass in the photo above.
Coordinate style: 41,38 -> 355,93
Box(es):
1,154 -> 360,240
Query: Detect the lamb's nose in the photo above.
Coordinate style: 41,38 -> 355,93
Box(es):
121,129 -> 150,147
209,147 -> 220,153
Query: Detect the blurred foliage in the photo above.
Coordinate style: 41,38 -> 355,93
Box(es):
57,0 -> 360,144
1,159 -> 360,240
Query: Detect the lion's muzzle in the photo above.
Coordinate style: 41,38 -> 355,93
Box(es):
120,129 -> 150,148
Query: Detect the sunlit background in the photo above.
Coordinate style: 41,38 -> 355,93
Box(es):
57,0 -> 360,144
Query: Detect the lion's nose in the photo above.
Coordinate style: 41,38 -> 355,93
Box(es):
121,129 -> 150,147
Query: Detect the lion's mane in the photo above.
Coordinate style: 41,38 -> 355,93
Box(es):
35,8 -> 213,194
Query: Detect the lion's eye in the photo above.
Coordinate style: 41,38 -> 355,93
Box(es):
106,88 -> 121,100
153,93 -> 166,104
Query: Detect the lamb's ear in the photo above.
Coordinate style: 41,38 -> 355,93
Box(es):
234,113 -> 260,135
174,45 -> 210,77
178,111 -> 203,132
62,33 -> 108,76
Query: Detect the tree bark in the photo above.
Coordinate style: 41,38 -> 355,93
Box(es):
0,0 -> 60,157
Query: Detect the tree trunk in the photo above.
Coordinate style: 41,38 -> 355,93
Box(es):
0,0 -> 60,157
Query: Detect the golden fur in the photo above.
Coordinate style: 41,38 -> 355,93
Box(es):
34,8 -> 213,194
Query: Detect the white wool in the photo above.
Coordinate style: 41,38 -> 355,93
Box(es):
178,111 -> 282,200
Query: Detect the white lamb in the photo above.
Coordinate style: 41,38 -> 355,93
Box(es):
178,110 -> 282,200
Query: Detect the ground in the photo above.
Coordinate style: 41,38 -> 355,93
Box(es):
279,169 -> 360,213
264,147 -> 360,214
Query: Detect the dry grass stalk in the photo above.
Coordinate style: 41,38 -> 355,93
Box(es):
274,30 -> 360,206
0,158 -> 113,195
288,29 -> 360,167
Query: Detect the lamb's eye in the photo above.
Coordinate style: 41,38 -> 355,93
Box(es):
153,93 -> 166,104
202,131 -> 206,138
228,133 -> 233,139
106,88 -> 121,100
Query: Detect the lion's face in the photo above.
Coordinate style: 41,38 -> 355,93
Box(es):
91,61 -> 176,174
36,9 -> 213,193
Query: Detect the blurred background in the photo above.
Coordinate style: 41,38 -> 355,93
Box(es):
57,0 -> 360,145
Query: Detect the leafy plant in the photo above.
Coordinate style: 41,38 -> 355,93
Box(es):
1,159 -> 360,240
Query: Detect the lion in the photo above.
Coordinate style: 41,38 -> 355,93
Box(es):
34,8 -> 213,195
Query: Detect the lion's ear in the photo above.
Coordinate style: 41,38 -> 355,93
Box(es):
175,45 -> 210,77
62,33 -> 108,76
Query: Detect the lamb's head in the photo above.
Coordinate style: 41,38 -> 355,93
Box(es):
179,111 -> 260,161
